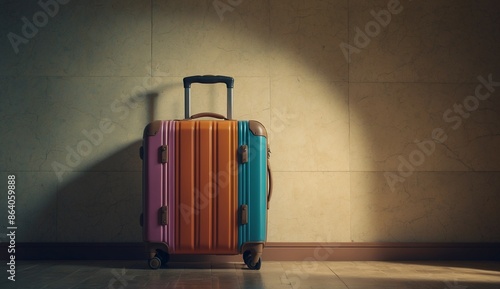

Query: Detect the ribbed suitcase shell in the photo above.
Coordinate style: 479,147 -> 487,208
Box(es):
142,121 -> 175,249
174,120 -> 239,254
238,121 -> 268,250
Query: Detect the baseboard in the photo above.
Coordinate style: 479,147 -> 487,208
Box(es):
263,242 -> 500,261
1,242 -> 499,261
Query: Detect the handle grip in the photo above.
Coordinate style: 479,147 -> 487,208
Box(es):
183,75 -> 234,88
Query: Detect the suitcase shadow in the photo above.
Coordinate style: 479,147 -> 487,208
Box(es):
56,140 -> 144,245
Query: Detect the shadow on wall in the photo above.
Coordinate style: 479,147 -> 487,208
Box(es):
52,83 -> 183,242
56,141 -> 143,242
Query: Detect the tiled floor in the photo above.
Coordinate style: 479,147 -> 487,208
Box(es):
2,260 -> 500,289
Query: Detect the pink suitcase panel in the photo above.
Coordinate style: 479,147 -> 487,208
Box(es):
142,120 -> 175,253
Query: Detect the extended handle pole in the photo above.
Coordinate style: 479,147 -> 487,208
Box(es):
183,75 -> 234,119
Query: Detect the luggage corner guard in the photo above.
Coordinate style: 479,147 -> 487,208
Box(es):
248,120 -> 268,138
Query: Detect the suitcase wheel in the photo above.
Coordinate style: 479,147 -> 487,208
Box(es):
243,250 -> 262,270
148,250 -> 169,269
157,250 -> 170,264
148,257 -> 161,270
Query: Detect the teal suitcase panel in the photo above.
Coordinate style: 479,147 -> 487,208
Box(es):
238,121 -> 268,250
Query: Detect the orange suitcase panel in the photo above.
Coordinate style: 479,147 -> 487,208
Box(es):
174,120 -> 238,254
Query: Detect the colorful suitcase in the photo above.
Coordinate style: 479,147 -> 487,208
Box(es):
140,75 -> 272,270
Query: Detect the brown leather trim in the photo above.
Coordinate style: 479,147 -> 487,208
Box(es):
145,120 -> 162,136
248,120 -> 268,138
146,242 -> 171,256
190,112 -> 228,120
267,161 -> 272,209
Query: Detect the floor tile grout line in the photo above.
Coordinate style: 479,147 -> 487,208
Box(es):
150,0 -> 153,77
347,0 -> 353,248
39,266 -> 89,289
326,263 -> 351,289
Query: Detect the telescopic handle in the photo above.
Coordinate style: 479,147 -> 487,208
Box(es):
183,75 -> 234,119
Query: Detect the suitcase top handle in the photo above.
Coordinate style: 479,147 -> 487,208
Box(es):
183,75 -> 234,119
183,75 -> 234,88
190,112 -> 228,120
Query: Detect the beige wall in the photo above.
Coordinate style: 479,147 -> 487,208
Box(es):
1,0 -> 500,243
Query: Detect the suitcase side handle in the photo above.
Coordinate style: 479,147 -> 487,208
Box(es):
183,75 -> 234,119
267,148 -> 273,209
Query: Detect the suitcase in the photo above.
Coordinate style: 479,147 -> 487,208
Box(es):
140,75 -> 272,270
